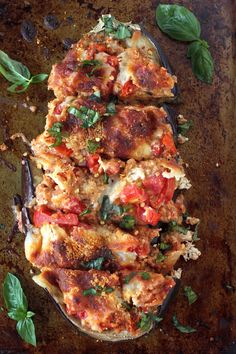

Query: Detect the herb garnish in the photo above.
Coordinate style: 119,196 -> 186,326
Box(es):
79,208 -> 91,217
193,222 -> 200,241
141,272 -> 151,280
99,195 -> 123,221
178,120 -> 193,136
0,50 -> 47,93
103,173 -> 109,184
138,312 -> 162,331
102,16 -> 132,40
184,286 -> 198,305
87,140 -> 100,153
169,221 -> 189,234
90,90 -> 101,102
48,122 -> 63,147
156,4 -> 214,84
119,215 -> 136,230
83,285 -> 114,296
68,106 -> 100,128
172,314 -> 197,333
124,272 -> 136,284
3,273 -> 36,346
106,102 -> 116,115
80,257 -> 105,270
81,59 -> 102,77
156,251 -> 167,263
159,242 -> 171,251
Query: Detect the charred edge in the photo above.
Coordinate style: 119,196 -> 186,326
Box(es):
162,103 -> 178,142
158,278 -> 181,318
140,27 -> 179,99
22,156 -> 34,229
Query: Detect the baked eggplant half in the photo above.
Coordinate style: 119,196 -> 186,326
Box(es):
48,15 -> 178,103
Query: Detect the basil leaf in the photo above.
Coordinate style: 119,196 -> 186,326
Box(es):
103,173 -> 109,184
138,312 -> 162,331
169,221 -> 189,234
48,122 -> 63,147
3,273 -> 28,311
90,90 -> 101,102
141,272 -> 151,280
81,257 -> 105,270
102,16 -> 131,39
156,251 -> 167,263
87,140 -> 100,153
193,223 -> 200,241
178,120 -> 193,136
68,106 -> 100,128
106,102 -> 116,115
8,308 -> 27,321
104,286 -> 114,294
114,24 -> 132,39
156,4 -> 201,41
187,40 -> 202,58
100,195 -> 123,221
0,50 -> 31,82
83,288 -> 97,296
119,215 -> 135,230
26,311 -> 35,318
30,73 -> 48,83
172,314 -> 197,333
16,317 -> 36,347
81,59 -> 101,67
7,81 -> 30,93
159,242 -> 172,251
190,41 -> 214,84
124,272 -> 136,284
184,286 -> 198,305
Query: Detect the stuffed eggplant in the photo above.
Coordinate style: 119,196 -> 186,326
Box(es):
21,15 -> 200,341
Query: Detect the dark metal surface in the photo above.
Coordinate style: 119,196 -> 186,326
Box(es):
0,0 -> 235,353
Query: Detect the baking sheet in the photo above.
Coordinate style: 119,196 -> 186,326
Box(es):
0,0 -> 235,353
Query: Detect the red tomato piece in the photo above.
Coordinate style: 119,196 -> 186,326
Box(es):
163,177 -> 175,202
142,174 -> 166,194
53,103 -> 63,115
135,205 -> 160,226
105,160 -> 121,176
86,154 -> 100,174
33,206 -> 79,227
120,184 -> 147,204
63,197 -> 86,214
151,142 -> 162,157
161,133 -> 177,155
107,55 -> 118,68
54,143 -> 73,157
121,80 -> 138,97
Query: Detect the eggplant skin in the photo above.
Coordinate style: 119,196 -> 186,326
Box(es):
21,157 -> 35,231
141,27 -> 179,100
163,103 -> 178,141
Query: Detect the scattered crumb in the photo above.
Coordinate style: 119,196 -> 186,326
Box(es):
186,216 -> 200,225
183,242 -> 201,261
178,134 -> 189,144
172,268 -> 182,279
0,143 -> 8,151
29,105 -> 37,113
177,114 -> 187,124
179,176 -> 192,190
216,162 -> 220,167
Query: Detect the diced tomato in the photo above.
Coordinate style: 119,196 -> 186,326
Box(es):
86,153 -> 100,174
120,184 -> 147,204
151,142 -> 162,157
121,80 -> 138,97
95,43 -> 107,52
162,177 -> 175,202
161,133 -> 177,155
142,174 -> 166,194
53,103 -> 63,115
33,206 -> 79,228
107,55 -> 118,68
135,205 -> 160,226
105,160 -> 121,176
63,197 -> 86,214
54,143 -> 73,157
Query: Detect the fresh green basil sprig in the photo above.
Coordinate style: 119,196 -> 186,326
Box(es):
0,50 -> 48,93
3,273 -> 36,346
156,4 -> 214,84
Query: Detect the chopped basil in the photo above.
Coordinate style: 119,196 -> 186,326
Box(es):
106,102 -> 116,115
83,285 -> 114,296
121,301 -> 132,311
124,272 -> 136,284
184,286 -> 198,305
172,314 -> 197,333
178,120 -> 193,136
87,140 -> 100,153
193,222 -> 200,241
138,312 -> 162,331
80,257 -> 105,270
81,59 -> 102,76
68,106 -> 100,128
103,173 -> 109,184
169,221 -> 189,234
90,90 -> 101,102
48,122 -> 63,147
159,242 -> 172,251
156,251 -> 167,263
119,215 -> 135,230
141,272 -> 151,280
102,16 -> 132,40
99,195 -> 123,221
79,208 -> 91,217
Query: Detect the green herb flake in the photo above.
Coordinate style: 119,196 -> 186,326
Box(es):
48,122 -> 63,147
82,288 -> 97,296
141,272 -> 151,280
3,273 -> 36,346
114,24 -> 132,40
169,221 -> 189,234
172,314 -> 197,333
184,286 -> 198,305
99,195 -> 123,221
156,251 -> 167,263
178,120 -> 193,136
104,286 -> 114,294
68,106 -> 100,128
90,90 -> 101,102
106,102 -> 116,115
79,208 -> 91,217
81,59 -> 102,77
102,16 -> 132,40
124,272 -> 136,285
83,285 -> 114,296
159,242 -> 171,251
138,312 -> 162,331
87,140 -> 100,153
81,257 -> 105,270
119,215 -> 135,230
103,173 -> 109,184
193,222 -> 200,241
0,50 -> 47,93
